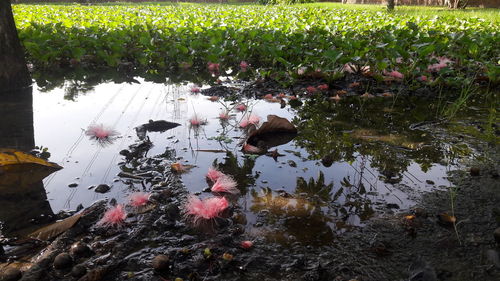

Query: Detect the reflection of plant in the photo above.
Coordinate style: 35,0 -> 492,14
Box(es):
295,171 -> 333,204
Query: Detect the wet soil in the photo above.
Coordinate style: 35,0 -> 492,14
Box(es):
1,77 -> 499,281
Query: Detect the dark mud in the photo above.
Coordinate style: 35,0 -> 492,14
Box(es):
1,78 -> 499,281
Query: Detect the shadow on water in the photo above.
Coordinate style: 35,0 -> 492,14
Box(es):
0,88 -> 56,237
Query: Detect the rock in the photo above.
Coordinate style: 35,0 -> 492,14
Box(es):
68,182 -> 78,188
408,258 -> 437,281
470,167 -> 480,176
486,249 -> 500,269
386,203 -> 400,209
287,160 -> 297,168
0,268 -> 22,281
494,227 -> 500,244
425,180 -> 435,185
152,255 -> 170,272
94,184 -> 110,193
71,264 -> 87,278
53,253 -> 73,270
70,242 -> 91,258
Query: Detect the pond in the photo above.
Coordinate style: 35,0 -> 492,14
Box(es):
0,76 -> 487,246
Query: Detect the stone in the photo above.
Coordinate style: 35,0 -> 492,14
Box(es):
68,182 -> 78,188
70,242 -> 91,258
53,253 -> 73,269
71,264 -> 87,278
0,268 -> 22,281
152,255 -> 170,272
470,167 -> 480,176
494,227 -> 500,244
94,184 -> 110,193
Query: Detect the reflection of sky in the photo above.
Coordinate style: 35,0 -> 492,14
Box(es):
32,80 -> 454,243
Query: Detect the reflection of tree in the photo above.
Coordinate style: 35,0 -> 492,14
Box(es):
293,96 -> 452,181
0,88 -> 55,237
212,152 -> 256,195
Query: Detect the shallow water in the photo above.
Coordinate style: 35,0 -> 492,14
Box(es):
0,78 -> 484,245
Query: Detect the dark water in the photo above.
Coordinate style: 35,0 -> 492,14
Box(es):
0,78 -> 490,245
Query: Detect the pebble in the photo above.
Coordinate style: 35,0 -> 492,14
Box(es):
470,167 -> 480,176
71,264 -> 87,278
494,227 -> 500,244
152,255 -> 170,272
70,242 -> 91,258
68,182 -> 78,188
53,253 -> 73,269
0,268 -> 22,281
94,184 -> 111,193
425,180 -> 435,185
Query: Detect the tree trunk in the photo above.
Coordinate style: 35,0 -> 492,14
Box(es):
387,0 -> 395,10
0,0 -> 31,93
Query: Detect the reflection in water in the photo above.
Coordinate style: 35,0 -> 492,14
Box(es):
0,88 -> 55,236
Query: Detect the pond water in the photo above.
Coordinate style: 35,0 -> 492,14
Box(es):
0,77 -> 484,245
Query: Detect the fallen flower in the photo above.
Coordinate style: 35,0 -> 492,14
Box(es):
242,143 -> 263,154
190,86 -> 201,93
207,96 -> 219,102
240,240 -> 253,249
129,192 -> 150,207
206,167 -> 224,182
189,115 -> 207,127
317,84 -> 329,91
219,111 -> 230,120
183,195 -> 229,226
235,104 -> 247,112
306,86 -> 317,94
85,124 -> 118,143
211,175 -> 239,194
97,204 -> 126,228
240,61 -> 249,72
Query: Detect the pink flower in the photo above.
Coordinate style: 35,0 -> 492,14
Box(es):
129,192 -> 150,207
317,84 -> 329,91
240,114 -> 260,128
207,96 -> 219,102
219,111 -> 230,120
306,86 -> 317,94
206,167 -> 224,182
240,61 -> 249,72
297,67 -> 307,75
418,75 -> 428,82
97,204 -> 127,228
190,86 -> 201,93
211,175 -> 239,194
386,70 -> 404,79
395,57 -> 403,64
239,119 -> 250,128
208,62 -> 220,73
277,93 -> 286,99
343,63 -> 356,74
85,124 -> 118,142
240,240 -> 253,249
263,94 -> 273,100
243,143 -> 263,154
427,57 -> 452,72
183,195 -> 229,226
189,115 -> 207,126
235,104 -> 247,112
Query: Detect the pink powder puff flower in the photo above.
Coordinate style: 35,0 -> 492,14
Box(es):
219,111 -> 230,120
343,63 -> 356,74
263,94 -> 273,100
418,75 -> 428,82
206,167 -> 224,182
240,240 -> 253,249
190,86 -> 201,93
183,195 -> 229,226
240,61 -> 249,72
211,175 -> 239,194
97,204 -> 127,228
235,104 -> 247,112
207,96 -> 219,102
85,124 -> 118,142
385,70 -> 404,79
277,93 -> 286,99
129,192 -> 150,207
427,56 -> 452,72
248,114 -> 260,125
306,86 -> 317,94
288,95 -> 297,100
189,115 -> 207,127
208,62 -> 220,73
243,143 -> 263,154
317,84 -> 329,91
239,119 -> 250,128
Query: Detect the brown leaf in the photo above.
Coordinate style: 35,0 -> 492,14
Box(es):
246,115 -> 297,149
29,213 -> 83,241
437,213 -> 456,226
0,148 -> 62,172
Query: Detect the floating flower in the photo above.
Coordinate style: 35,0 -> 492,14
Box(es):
240,61 -> 249,72
306,86 -> 317,94
85,124 -> 119,144
211,175 -> 239,194
239,119 -> 250,128
189,115 -> 207,127
206,167 -> 224,183
207,96 -> 219,102
418,75 -> 428,82
190,86 -> 201,93
97,204 -> 127,228
183,195 -> 229,226
240,114 -> 260,128
240,240 -> 253,249
317,84 -> 329,91
219,111 -> 230,120
243,143 -> 263,154
235,104 -> 247,112
129,192 -> 150,207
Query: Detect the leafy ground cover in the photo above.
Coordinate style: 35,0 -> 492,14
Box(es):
13,3 -> 500,88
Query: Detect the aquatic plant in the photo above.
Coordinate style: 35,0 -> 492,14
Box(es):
97,204 -> 127,228
85,124 -> 118,143
206,166 -> 224,182
211,175 -> 239,194
129,192 -> 150,207
183,195 -> 229,225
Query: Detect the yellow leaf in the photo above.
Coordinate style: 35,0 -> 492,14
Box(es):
0,148 -> 62,171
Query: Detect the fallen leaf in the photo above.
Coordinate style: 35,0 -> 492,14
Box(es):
0,149 -> 62,172
246,115 -> 297,149
29,213 -> 83,241
437,213 -> 456,226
